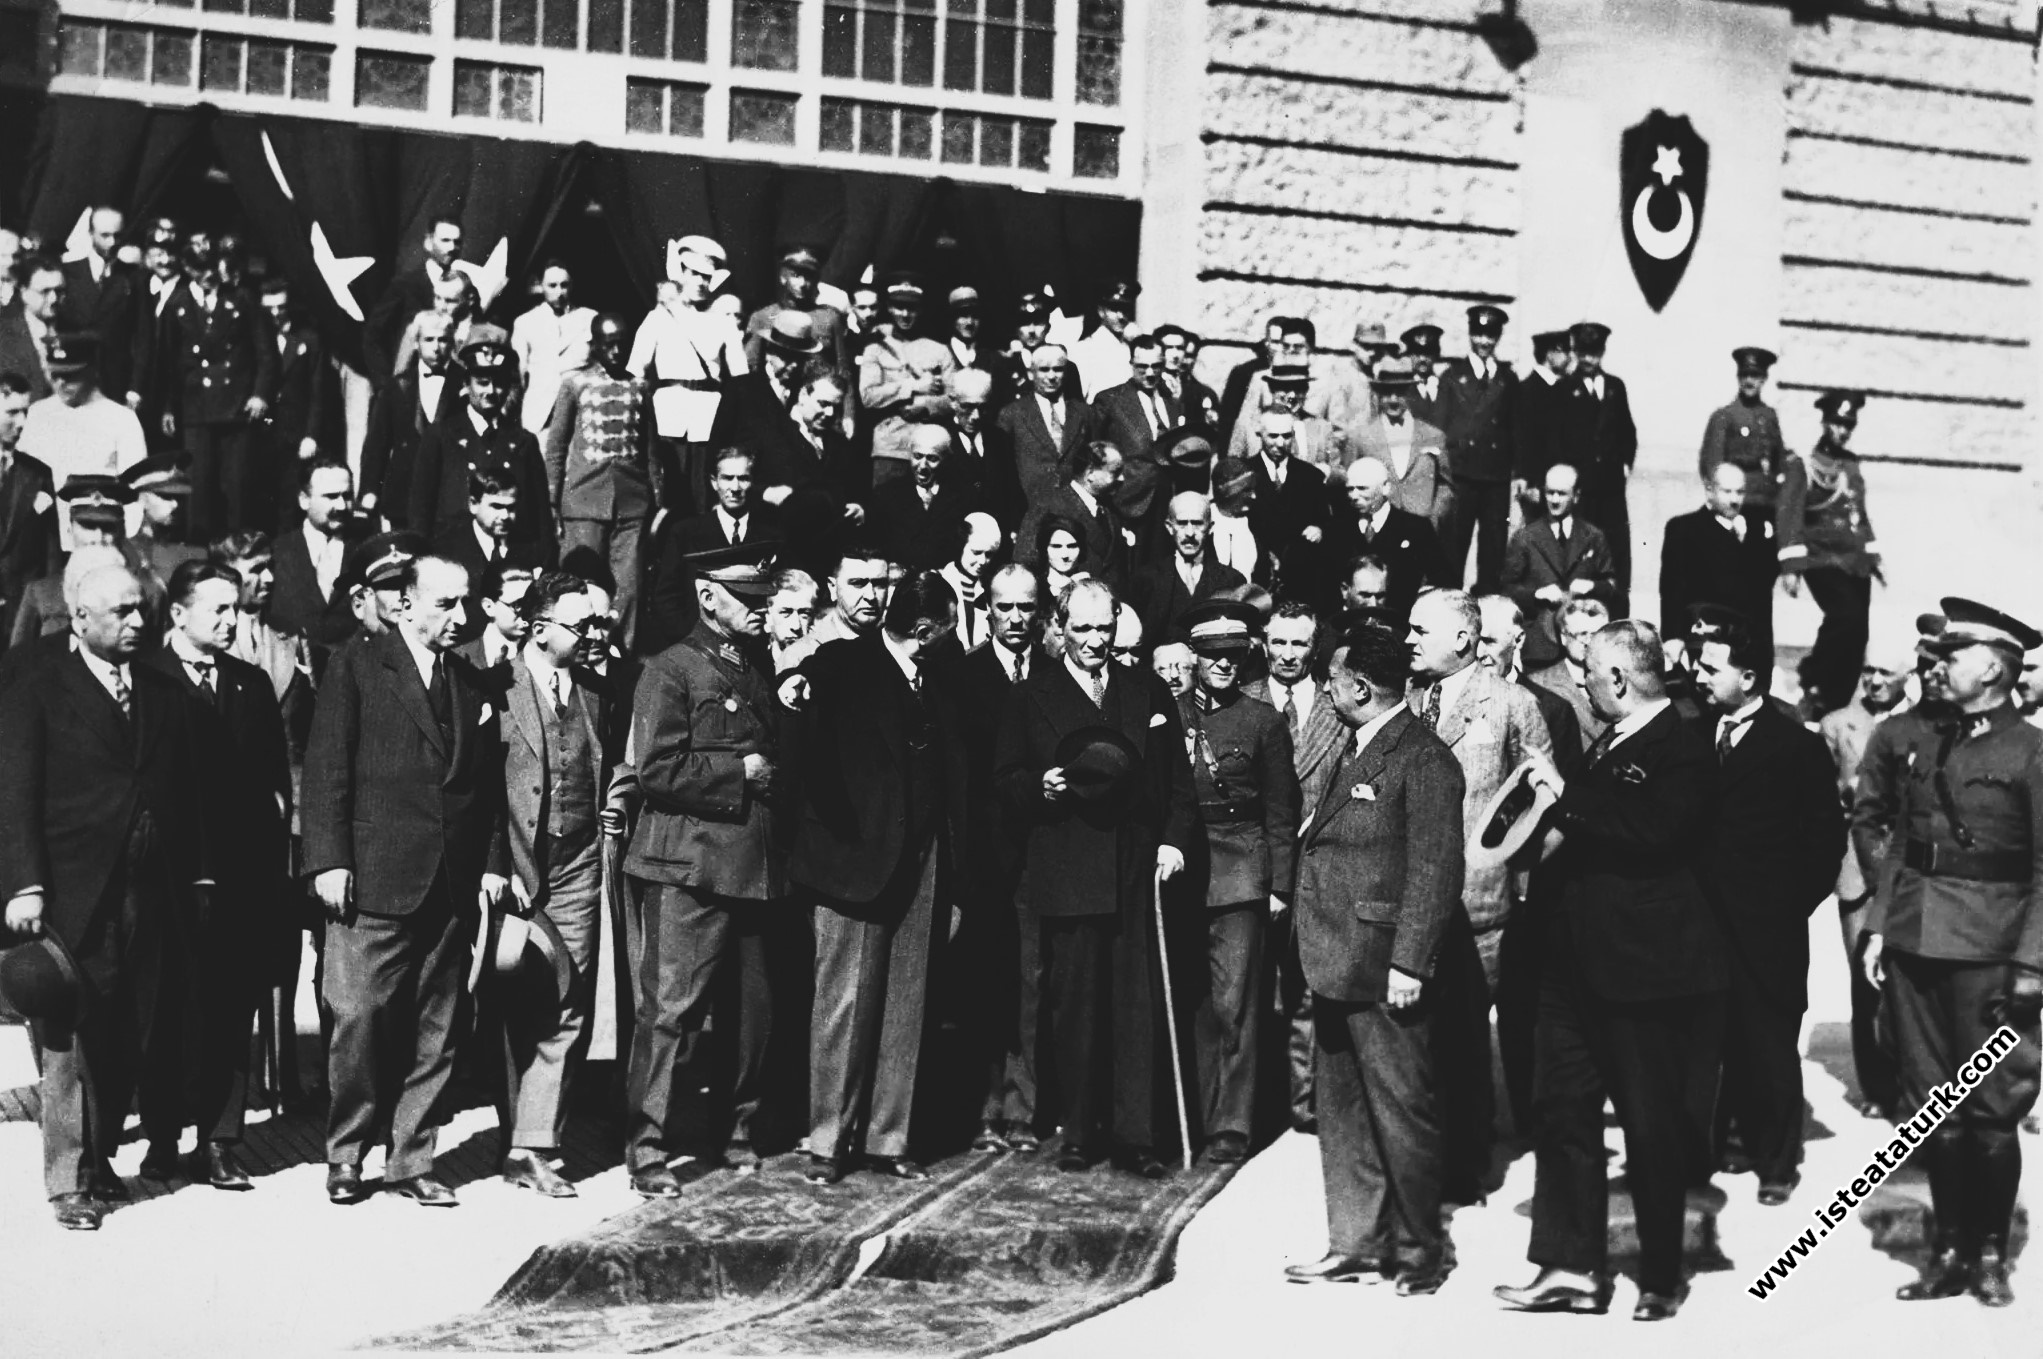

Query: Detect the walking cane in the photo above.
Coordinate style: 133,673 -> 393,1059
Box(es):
1153,866 -> 1194,1172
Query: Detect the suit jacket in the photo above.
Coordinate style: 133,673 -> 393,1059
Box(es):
1411,666 -> 1552,931
1246,456 -> 1330,601
994,660 -> 1197,920
0,452 -> 58,646
0,312 -> 52,400
788,631 -> 970,906
1519,671 -> 1584,777
365,264 -> 440,383
1701,703 -> 1846,1011
639,504 -> 784,657
1294,708 -> 1466,1002
299,628 -> 507,916
1659,507 -> 1778,647
1546,703 -> 1729,1002
0,650 -> 213,952
995,391 -> 1092,514
267,523 -> 360,662
1502,517 -> 1618,670
1017,483 -> 1128,590
1125,554 -> 1246,647
438,524 -> 554,580
991,350 -> 1084,416
156,285 -> 278,425
947,641 -> 1042,893
1526,660 -> 1607,750
360,367 -> 457,520
408,410 -> 555,562
1325,505 -> 1445,621
745,401 -> 866,578
1351,415 -> 1453,532
1437,356 -> 1516,484
265,324 -> 339,452
947,422 -> 1020,532
1244,675 -> 1347,815
59,258 -> 139,400
497,657 -> 627,911
1558,371 -> 1638,491
867,475 -> 985,573
1091,380 -> 1182,528
1511,371 -> 1571,486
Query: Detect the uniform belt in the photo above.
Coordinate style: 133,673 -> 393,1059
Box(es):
1198,800 -> 1262,821
1903,839 -> 2030,883
651,377 -> 718,391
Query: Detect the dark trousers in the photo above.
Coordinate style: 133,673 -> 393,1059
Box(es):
321,885 -> 467,1179
1272,912 -> 1316,1128
973,881 -> 1042,1130
142,891 -> 268,1148
1882,950 -> 2042,1250
1529,959 -> 1725,1296
1195,902 -> 1264,1140
1714,962 -> 1805,1186
185,422 -> 258,541
1578,481 -> 1631,608
624,882 -> 779,1167
808,836 -> 939,1161
1431,909 -> 1496,1201
500,836 -> 601,1151
1800,568 -> 1872,714
1043,907 -> 1160,1154
1495,897 -> 1546,1138
1838,898 -> 1898,1112
561,517 -> 646,652
1447,478 -> 1512,591
1314,994 -> 1443,1266
37,869 -> 162,1199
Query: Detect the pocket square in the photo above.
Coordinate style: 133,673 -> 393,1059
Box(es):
1352,783 -> 1376,802
1149,713 -> 1167,728
33,491 -> 53,516
478,702 -> 494,723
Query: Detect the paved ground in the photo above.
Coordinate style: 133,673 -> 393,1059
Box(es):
0,911 -> 2038,1358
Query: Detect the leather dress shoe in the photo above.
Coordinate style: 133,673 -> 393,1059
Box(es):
630,1163 -> 683,1199
1396,1254 -> 1452,1297
972,1122 -> 1010,1153
725,1142 -> 763,1174
1114,1147 -> 1169,1180
1633,1289 -> 1685,1321
1055,1145 -> 1092,1173
1007,1128 -> 1042,1154
804,1154 -> 845,1185
1291,1116 -> 1319,1136
1493,1269 -> 1612,1314
387,1174 -> 458,1206
1973,1240 -> 2015,1307
52,1193 -> 101,1231
1284,1253 -> 1384,1285
502,1150 -> 576,1198
202,1142 -> 253,1191
138,1140 -> 182,1181
1756,1176 -> 1799,1207
1897,1245 -> 1973,1301
1205,1132 -> 1250,1165
867,1155 -> 930,1181
326,1163 -> 370,1204
91,1160 -> 131,1203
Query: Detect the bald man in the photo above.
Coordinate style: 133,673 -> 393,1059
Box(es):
996,344 -> 1093,514
1126,491 -> 1246,648
1659,461 -> 1778,668
869,423 -> 986,573
1246,412 -> 1331,603
1325,458 -> 1446,622
0,563 -> 214,1228
1501,463 -> 1618,672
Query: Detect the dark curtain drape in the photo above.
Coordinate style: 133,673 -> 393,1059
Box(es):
19,96 -> 212,243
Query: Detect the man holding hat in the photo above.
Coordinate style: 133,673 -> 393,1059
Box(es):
629,234 -> 749,513
1439,305 -> 1518,592
862,271 -> 957,486
1556,322 -> 1638,606
744,246 -> 849,377
1351,357 -> 1452,535
410,339 -> 555,567
544,313 -> 657,646
1399,324 -> 1447,427
1177,596 -> 1300,1165
18,333 -> 148,553
1778,389 -> 1878,715
1699,347 -> 1786,511
1859,598 -> 2043,1307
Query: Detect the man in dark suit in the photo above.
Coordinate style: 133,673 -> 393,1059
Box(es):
1496,620 -> 1729,1322
989,292 -> 1082,414
790,572 -> 968,1182
1660,463 -> 1779,668
0,373 -> 59,648
995,342 -> 1092,516
58,208 -> 140,405
1125,491 -> 1246,648
366,216 -> 463,385
944,368 -> 1013,514
994,578 -> 1197,1176
1091,335 -> 1182,560
1439,305 -> 1517,592
867,425 -> 984,573
301,554 -> 509,1206
0,256 -> 63,400
1325,459 -> 1443,623
257,277 -> 339,522
1556,322 -> 1638,604
746,371 -> 864,584
1284,623 -> 1465,1294
1246,412 -> 1330,604
439,461 -> 554,581
267,459 -> 365,671
1501,463 -> 1619,672
640,446 -> 784,656
155,245 -> 278,540
0,560 -> 213,1229
360,312 -> 458,524
1692,611 -> 1844,1203
130,220 -> 189,454
140,561 -> 292,1191
1155,325 -> 1220,436
1510,329 -> 1573,506
409,341 -> 553,565
1017,440 -> 1130,591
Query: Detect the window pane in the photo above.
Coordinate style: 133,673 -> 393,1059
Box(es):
501,0 -> 538,44
981,4 -> 1013,95
541,0 -> 576,48
861,7 -> 895,83
1019,25 -> 1050,98
673,0 -> 706,59
941,110 -> 973,163
249,39 -> 291,94
356,50 -> 431,108
453,61 -> 494,116
732,0 -> 799,71
588,0 -> 622,49
201,34 -> 242,91
902,8 -> 934,86
671,84 -> 704,135
153,32 -> 193,85
859,102 -> 892,155
1076,35 -> 1118,105
1074,123 -> 1120,179
820,96 -> 855,153
292,46 -> 331,99
899,107 -> 932,158
822,3 -> 855,77
1017,118 -> 1049,171
204,0 -> 247,13
60,23 -> 104,78
628,0 -> 664,57
730,89 -> 796,145
501,67 -> 539,120
625,78 -> 664,133
297,0 -> 336,22
251,0 -> 290,18
359,0 -> 432,33
106,26 -> 148,80
456,0 -> 493,40
979,114 -> 1011,167
941,9 -> 974,91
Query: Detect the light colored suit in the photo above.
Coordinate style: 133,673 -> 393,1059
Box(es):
1352,414 -> 1453,534
511,302 -> 596,435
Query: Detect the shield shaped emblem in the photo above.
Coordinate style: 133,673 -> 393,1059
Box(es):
1619,111 -> 1709,312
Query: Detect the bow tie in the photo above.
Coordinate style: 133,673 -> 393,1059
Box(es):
1387,417 -> 1405,428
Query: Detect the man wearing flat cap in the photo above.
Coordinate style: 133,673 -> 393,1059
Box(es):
1177,597 -> 1299,1165
1858,598 -> 2043,1307
861,272 -> 958,491
1439,305 -> 1518,592
1778,389 -> 1878,715
1069,280 -> 1140,399
744,246 -> 850,377
1699,347 -> 1786,512
409,340 -> 556,568
1556,322 -> 1638,608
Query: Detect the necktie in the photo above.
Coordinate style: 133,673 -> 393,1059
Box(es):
1422,683 -> 1443,731
192,660 -> 217,699
1732,518 -> 1747,543
1279,685 -> 1299,737
109,668 -> 131,719
1144,394 -> 1162,438
1717,718 -> 1739,763
553,669 -> 570,718
1555,518 -> 1568,547
428,655 -> 452,733
1090,671 -> 1107,709
1047,401 -> 1064,444
910,665 -> 924,695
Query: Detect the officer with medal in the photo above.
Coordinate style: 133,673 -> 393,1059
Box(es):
1176,597 -> 1301,1165
1860,598 -> 2043,1307
1698,347 -> 1786,511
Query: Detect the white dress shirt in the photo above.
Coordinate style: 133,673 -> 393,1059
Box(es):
472,521 -> 503,565
993,638 -> 1031,685
399,627 -> 440,689
882,628 -> 923,690
1419,660 -> 1478,726
1716,511 -> 1747,543
1069,481 -> 1101,518
419,367 -> 448,421
716,506 -> 751,544
1716,696 -> 1764,751
1064,654 -> 1108,707
78,646 -> 133,707
1211,511 -> 1258,578
1267,674 -> 1317,728
1607,696 -> 1672,751
1380,416 -> 1414,480
1352,702 -> 1402,756
304,520 -> 344,601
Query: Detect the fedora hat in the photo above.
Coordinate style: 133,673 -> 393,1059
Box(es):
1467,760 -> 1560,874
1054,724 -> 1142,809
763,310 -> 825,357
469,906 -> 575,1001
0,930 -> 90,1027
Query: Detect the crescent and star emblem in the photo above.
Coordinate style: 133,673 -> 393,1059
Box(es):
1630,144 -> 1694,262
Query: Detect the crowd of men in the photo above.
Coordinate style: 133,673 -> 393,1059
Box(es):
0,209 -> 2035,1326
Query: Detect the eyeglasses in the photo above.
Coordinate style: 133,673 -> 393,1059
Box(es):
546,616 -> 607,639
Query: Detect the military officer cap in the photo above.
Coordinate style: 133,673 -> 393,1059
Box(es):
672,234 -> 727,268
345,530 -> 430,592
1182,597 -> 1262,655
1097,279 -> 1140,310
1569,322 -> 1612,354
763,311 -> 825,357
883,270 -> 927,301
460,339 -> 519,380
1466,305 -> 1509,337
1264,362 -> 1311,392
686,539 -> 780,601
1016,290 -> 1052,320
1400,324 -> 1444,359
1815,390 -> 1866,426
779,245 -> 822,274
947,285 -> 981,312
1352,321 -> 1394,350
58,473 -> 136,507
121,457 -> 192,498
1733,346 -> 1777,375
1926,597 -> 2043,660
1532,329 -> 1572,355
43,333 -> 98,376
1371,356 -> 1418,389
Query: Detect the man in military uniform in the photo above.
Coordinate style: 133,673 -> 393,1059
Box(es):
1557,321 -> 1638,608
408,340 -> 554,566
1780,390 -> 1879,715
1177,597 -> 1300,1165
1860,598 -> 2043,1308
1400,324 -> 1448,428
992,292 -> 1077,413
743,246 -> 850,377
155,239 -> 277,540
621,540 -> 790,1192
1510,328 -> 1574,510
860,273 -> 957,490
1439,305 -> 1517,593
1699,347 -> 1786,512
